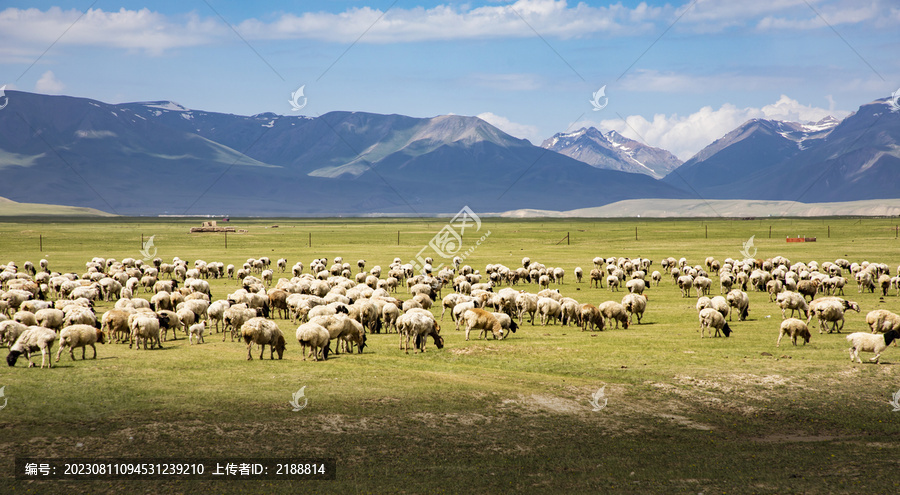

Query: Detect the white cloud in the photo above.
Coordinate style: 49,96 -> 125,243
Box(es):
575,95 -> 850,161
477,112 -> 542,144
35,70 -> 64,93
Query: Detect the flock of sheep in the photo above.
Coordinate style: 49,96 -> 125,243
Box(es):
2,251 -> 899,369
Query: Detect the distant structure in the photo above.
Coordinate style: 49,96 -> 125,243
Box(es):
190,220 -> 235,233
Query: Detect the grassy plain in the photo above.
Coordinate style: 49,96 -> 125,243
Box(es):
1,215 -> 900,494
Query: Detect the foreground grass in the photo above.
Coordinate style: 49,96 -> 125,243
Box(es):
1,216 -> 900,493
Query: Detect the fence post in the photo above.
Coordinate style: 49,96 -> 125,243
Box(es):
309,232 -> 312,248
827,225 -> 830,238
567,232 -> 570,246
705,225 -> 708,239
769,226 -> 772,238
398,230 -> 400,246
39,234 -> 42,252
635,226 -> 638,241
225,231 -> 227,249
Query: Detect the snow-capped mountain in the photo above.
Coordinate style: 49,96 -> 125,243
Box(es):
663,102 -> 899,202
541,127 -> 681,179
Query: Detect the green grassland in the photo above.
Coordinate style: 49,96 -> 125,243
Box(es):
2,216 -> 900,494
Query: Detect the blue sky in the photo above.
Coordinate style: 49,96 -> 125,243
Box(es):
1,0 -> 897,159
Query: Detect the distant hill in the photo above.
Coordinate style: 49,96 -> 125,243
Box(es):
0,196 -> 115,216
0,91 -> 690,215
541,127 -> 681,179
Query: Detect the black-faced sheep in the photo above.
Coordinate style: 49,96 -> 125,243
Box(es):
726,290 -> 749,321
7,326 -> 57,368
56,324 -> 105,361
296,321 -> 331,361
847,330 -> 900,364
461,308 -> 503,341
698,307 -> 731,338
777,318 -> 810,347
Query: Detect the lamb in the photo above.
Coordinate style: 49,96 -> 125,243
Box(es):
865,309 -> 900,334
598,301 -> 629,329
188,321 -> 206,344
621,293 -> 647,324
698,307 -> 732,338
7,326 -> 57,368
847,330 -> 900,364
56,324 -> 105,361
240,317 -> 286,360
726,290 -> 749,321
777,318 -> 811,347
461,308 -> 504,341
296,321 -> 331,361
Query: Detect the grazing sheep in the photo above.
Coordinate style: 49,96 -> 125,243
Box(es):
726,290 -> 749,321
598,301 -> 629,329
847,330 -> 900,364
574,267 -> 583,283
606,276 -> 619,292
56,324 -> 105,361
206,300 -> 230,333
651,271 -> 661,286
865,309 -> 900,334
516,292 -> 539,326
777,318 -> 811,347
621,293 -> 647,324
309,314 -> 366,355
296,321 -> 331,361
491,312 -> 518,338
709,296 -> 730,320
462,308 -> 504,341
240,317 -> 286,360
381,302 -> 401,333
188,321 -> 206,344
537,297 -> 562,326
698,308 -> 732,338
14,311 -> 38,327
7,326 -> 57,368
0,320 -> 28,347
578,303 -> 604,332
397,310 -> 444,353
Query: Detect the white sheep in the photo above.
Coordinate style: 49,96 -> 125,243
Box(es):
621,293 -> 647,325
865,309 -> 900,334
34,308 -> 65,331
808,299 -> 849,334
776,291 -> 809,319
240,317 -> 286,360
698,307 -> 732,338
56,324 -> 105,361
397,310 -> 444,353
7,325 -> 57,368
188,321 -> 206,345
490,312 -> 518,337
777,318 -> 811,347
296,321 -> 331,361
516,293 -> 539,326
0,320 -> 29,347
726,290 -> 749,321
462,308 -> 504,341
847,330 -> 900,364
537,297 -> 562,326
129,314 -> 165,350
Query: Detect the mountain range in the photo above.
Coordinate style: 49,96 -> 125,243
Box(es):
541,127 -> 681,179
0,91 -> 897,216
